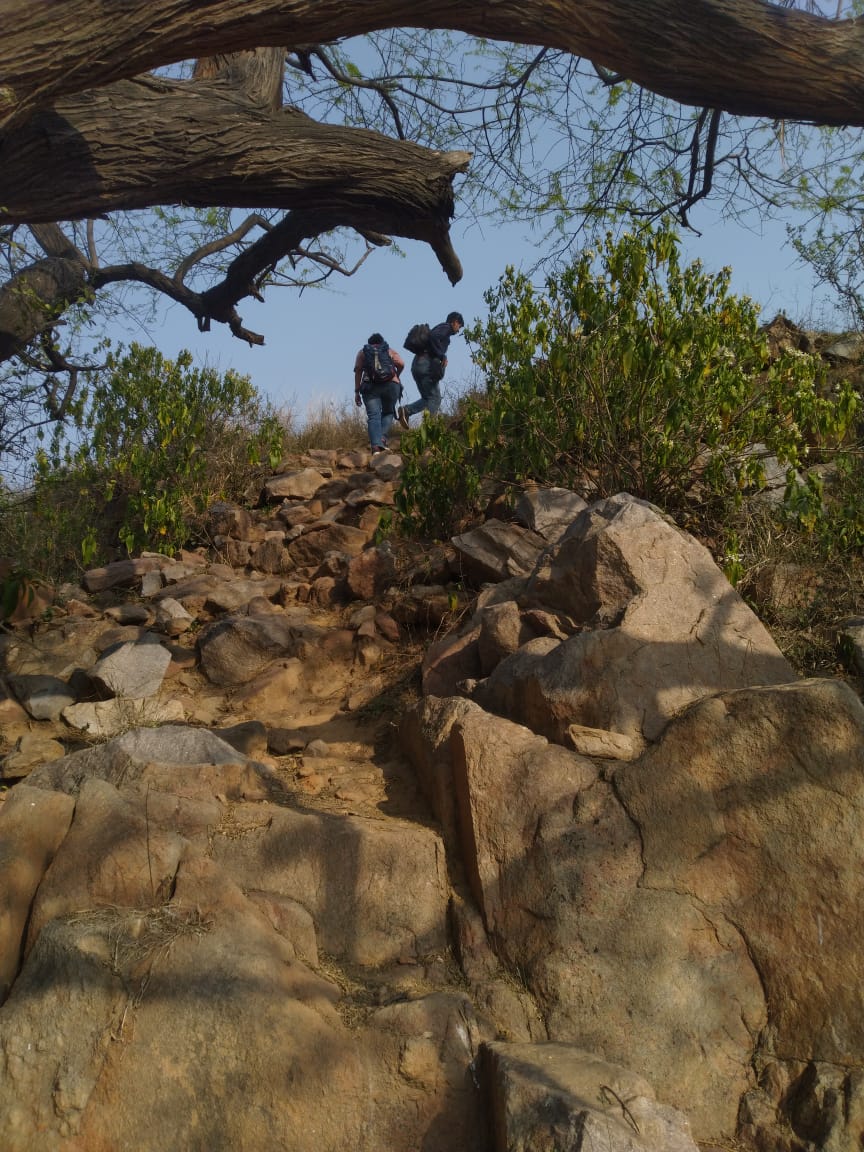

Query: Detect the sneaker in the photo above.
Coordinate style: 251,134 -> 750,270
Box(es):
396,406 -> 410,429
371,445 -> 385,455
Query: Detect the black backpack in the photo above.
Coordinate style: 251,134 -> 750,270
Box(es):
403,323 -> 431,355
362,341 -> 397,384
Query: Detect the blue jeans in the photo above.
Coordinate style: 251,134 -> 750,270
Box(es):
362,379 -> 400,448
404,355 -> 443,418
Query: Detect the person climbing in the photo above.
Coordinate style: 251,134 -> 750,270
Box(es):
354,333 -> 405,455
397,311 -> 464,428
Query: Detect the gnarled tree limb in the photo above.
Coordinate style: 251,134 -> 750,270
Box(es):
0,75 -> 469,285
2,0 -> 864,134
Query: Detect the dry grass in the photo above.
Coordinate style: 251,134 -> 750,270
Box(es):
67,904 -> 212,980
281,398 -> 368,453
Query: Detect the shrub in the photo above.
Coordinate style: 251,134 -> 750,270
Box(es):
23,344 -> 284,571
395,224 -> 860,540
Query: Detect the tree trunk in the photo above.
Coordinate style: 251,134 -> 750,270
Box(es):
192,47 -> 285,110
3,0 -> 864,133
0,257 -> 89,362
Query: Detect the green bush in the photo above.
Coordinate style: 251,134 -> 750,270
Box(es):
26,343 -> 284,570
395,224 -> 860,540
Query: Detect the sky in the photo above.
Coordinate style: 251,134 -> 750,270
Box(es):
127,198 -> 840,424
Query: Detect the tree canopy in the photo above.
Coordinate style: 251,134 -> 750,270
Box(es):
1,0 -> 863,459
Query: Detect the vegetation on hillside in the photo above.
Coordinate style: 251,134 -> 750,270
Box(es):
394,226 -> 864,677
396,226 -> 861,541
0,344 -> 377,583
1,223 -> 862,687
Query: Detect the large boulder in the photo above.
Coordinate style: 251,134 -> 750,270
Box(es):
0,724 -> 469,1152
445,703 -> 762,1137
416,675 -> 864,1143
475,494 -> 796,741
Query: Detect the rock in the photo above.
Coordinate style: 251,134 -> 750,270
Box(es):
104,602 -> 153,626
477,600 -> 539,676
267,728 -> 306,756
212,720 -> 269,757
0,784 -> 75,1002
201,577 -> 283,614
197,614 -> 304,686
837,616 -> 864,677
566,723 -> 646,760
615,679 -> 864,1073
346,547 -> 397,600
9,673 -> 77,721
82,557 -> 164,594
344,479 -> 395,507
251,535 -> 296,575
446,698 -> 764,1137
153,596 -> 194,636
89,640 -> 172,699
452,519 -> 548,584
477,494 -> 796,741
400,696 -> 482,853
206,501 -> 252,539
514,487 -> 589,544
62,697 -> 186,738
422,622 -> 484,698
1,734 -> 67,781
263,467 -> 328,500
288,523 -> 369,567
5,450 -> 864,1152
482,1042 -> 699,1152
230,660 -> 306,716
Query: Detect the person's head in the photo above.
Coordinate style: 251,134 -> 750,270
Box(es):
446,311 -> 464,333
367,332 -> 384,344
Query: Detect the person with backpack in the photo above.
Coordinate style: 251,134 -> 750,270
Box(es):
354,333 -> 405,455
397,311 -> 464,428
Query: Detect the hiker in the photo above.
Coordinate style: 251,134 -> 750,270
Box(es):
354,333 -> 405,454
397,311 -> 464,428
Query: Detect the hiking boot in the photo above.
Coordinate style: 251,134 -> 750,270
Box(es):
396,406 -> 410,429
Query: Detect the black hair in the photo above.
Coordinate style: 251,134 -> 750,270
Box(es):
446,312 -> 464,326
368,332 -> 384,344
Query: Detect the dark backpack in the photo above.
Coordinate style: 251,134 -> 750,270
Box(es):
362,341 -> 397,384
403,323 -> 431,355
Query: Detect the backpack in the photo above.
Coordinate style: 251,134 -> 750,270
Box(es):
362,341 -> 397,384
403,323 -> 431,355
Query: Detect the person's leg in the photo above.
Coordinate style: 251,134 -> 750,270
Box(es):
363,390 -> 384,449
403,359 -> 433,418
405,374 -> 441,417
425,379 -> 443,415
402,358 -> 427,418
380,380 -> 399,444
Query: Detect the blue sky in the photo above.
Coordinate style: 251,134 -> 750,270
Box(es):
140,201 -> 839,422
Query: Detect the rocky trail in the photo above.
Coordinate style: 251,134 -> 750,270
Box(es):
2,446 -> 864,1152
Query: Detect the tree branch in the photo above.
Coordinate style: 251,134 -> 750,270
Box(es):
82,208 -> 395,348
3,0 -> 864,134
0,75 -> 469,283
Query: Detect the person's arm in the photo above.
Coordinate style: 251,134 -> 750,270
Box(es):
391,349 -> 405,378
354,350 -> 365,405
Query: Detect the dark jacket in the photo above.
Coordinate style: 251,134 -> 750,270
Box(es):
426,321 -> 453,360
